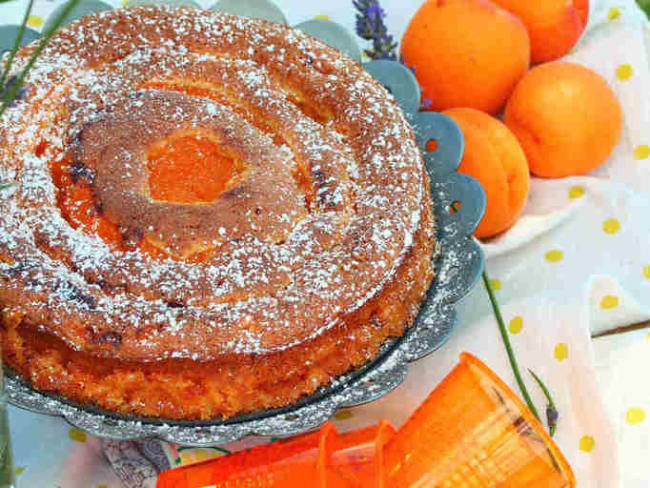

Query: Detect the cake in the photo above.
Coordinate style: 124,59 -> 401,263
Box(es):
0,7 -> 436,420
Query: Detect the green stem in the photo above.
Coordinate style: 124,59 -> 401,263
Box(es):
529,369 -> 558,437
0,0 -> 80,117
0,0 -> 35,89
482,270 -> 541,421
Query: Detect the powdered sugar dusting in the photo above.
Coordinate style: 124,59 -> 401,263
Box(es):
0,7 -> 431,361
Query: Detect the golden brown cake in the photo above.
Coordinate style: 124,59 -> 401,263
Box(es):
0,7 -> 436,420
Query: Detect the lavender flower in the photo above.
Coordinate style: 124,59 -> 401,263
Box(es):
546,405 -> 559,437
529,369 -> 559,437
353,0 -> 398,61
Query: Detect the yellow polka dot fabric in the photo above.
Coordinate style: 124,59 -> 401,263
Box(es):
600,295 -> 619,309
508,316 -> 523,334
615,63 -> 633,80
602,218 -> 621,234
554,343 -> 569,361
579,435 -> 595,452
593,324 -> 650,486
589,277 -> 631,333
569,185 -> 585,199
545,250 -> 564,263
608,7 -> 621,20
633,144 -> 650,160
625,407 -> 646,425
489,278 -> 502,291
26,15 -> 43,28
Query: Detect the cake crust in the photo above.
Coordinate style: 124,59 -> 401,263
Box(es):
0,7 -> 436,419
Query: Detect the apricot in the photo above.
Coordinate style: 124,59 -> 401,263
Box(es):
400,0 -> 530,115
491,0 -> 589,64
444,108 -> 530,239
147,133 -> 237,204
504,62 -> 622,178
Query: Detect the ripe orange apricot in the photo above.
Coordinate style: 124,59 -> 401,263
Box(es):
444,108 -> 530,239
491,0 -> 588,64
504,62 -> 622,178
147,134 -> 237,204
401,0 -> 530,115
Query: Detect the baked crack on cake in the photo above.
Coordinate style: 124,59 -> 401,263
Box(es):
0,7 -> 436,420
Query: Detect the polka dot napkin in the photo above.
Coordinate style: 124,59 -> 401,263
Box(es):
1,0 -> 648,487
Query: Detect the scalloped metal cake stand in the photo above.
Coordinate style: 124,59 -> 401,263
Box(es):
4,60 -> 486,446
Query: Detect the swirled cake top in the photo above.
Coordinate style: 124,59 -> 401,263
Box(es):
0,7 -> 431,360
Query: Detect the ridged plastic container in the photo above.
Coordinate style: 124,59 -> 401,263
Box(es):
156,354 -> 576,488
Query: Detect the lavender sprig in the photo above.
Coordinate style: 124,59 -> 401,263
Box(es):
483,271 -> 541,421
529,369 -> 559,437
483,269 -> 561,437
353,0 -> 398,60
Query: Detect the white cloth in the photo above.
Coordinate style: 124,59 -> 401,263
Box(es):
1,0 -> 648,487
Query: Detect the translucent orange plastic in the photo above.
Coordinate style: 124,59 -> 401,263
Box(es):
327,420 -> 395,487
156,353 -> 576,488
384,353 -> 576,487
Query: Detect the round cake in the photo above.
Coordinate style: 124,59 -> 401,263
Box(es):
0,7 -> 436,420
